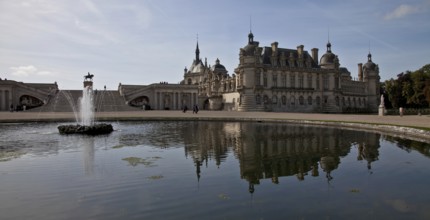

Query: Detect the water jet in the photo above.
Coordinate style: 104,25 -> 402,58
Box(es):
58,73 -> 113,135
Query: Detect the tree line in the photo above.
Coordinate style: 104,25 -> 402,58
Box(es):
382,64 -> 430,109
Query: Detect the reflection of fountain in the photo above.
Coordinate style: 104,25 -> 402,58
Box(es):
58,73 -> 113,135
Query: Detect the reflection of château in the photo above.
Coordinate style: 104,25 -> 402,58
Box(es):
178,122 -> 380,193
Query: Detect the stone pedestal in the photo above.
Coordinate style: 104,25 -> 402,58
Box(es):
378,105 -> 385,116
84,81 -> 93,88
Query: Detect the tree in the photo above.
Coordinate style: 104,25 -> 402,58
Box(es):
384,64 -> 430,108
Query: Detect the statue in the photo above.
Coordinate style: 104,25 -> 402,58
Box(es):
379,94 -> 385,116
84,72 -> 94,81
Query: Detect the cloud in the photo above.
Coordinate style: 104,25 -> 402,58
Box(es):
384,4 -> 420,20
10,65 -> 53,77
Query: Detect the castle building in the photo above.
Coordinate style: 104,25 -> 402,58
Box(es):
1,31 -> 380,113
194,32 -> 381,113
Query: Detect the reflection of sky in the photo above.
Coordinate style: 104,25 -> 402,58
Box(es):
1,121 -> 430,219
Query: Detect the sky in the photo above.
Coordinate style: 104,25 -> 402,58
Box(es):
1,0 -> 430,90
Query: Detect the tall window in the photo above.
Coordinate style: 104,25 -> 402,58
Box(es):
290,74 -> 295,88
256,72 -> 261,86
307,74 -> 312,88
281,75 -> 286,87
298,75 -> 304,89
272,74 -> 277,87
263,75 -> 267,87
316,75 -> 320,90
308,96 -> 312,105
272,95 -> 278,104
334,76 -> 339,89
256,94 -> 261,104
323,75 -> 329,90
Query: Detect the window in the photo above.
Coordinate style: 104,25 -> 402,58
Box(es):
263,75 -> 267,87
290,74 -> 295,88
307,75 -> 312,88
263,95 -> 269,104
334,76 -> 339,89
256,94 -> 261,104
316,75 -> 320,90
335,96 -> 340,106
256,72 -> 261,86
272,74 -> 277,87
308,96 -> 312,105
316,96 -> 321,106
272,95 -> 278,104
290,96 -> 296,105
282,95 -> 286,105
323,75 -> 329,90
281,75 -> 286,87
188,78 -> 192,85
299,75 -> 304,88
299,96 -> 304,105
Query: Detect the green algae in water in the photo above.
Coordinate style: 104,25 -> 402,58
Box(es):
349,188 -> 360,193
122,156 -> 163,167
112,145 -> 125,149
218,193 -> 230,200
0,150 -> 25,162
147,175 -> 164,180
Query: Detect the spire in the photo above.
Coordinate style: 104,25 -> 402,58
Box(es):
195,35 -> 200,62
368,41 -> 372,62
326,41 -> 332,53
327,27 -> 332,52
248,15 -> 254,44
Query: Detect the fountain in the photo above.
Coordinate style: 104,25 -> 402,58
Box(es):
57,73 -> 113,135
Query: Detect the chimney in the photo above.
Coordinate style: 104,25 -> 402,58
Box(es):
311,48 -> 319,65
297,45 -> 304,57
358,63 -> 363,81
271,42 -> 279,53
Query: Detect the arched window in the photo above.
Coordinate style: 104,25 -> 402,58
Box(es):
299,96 -> 304,105
282,95 -> 287,105
187,78 -> 192,85
256,94 -> 261,104
263,95 -> 269,104
272,95 -> 278,104
308,96 -> 312,105
316,96 -> 321,106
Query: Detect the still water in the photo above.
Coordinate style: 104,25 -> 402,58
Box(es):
1,121 -> 430,219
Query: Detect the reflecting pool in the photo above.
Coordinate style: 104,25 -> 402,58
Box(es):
1,121 -> 430,219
